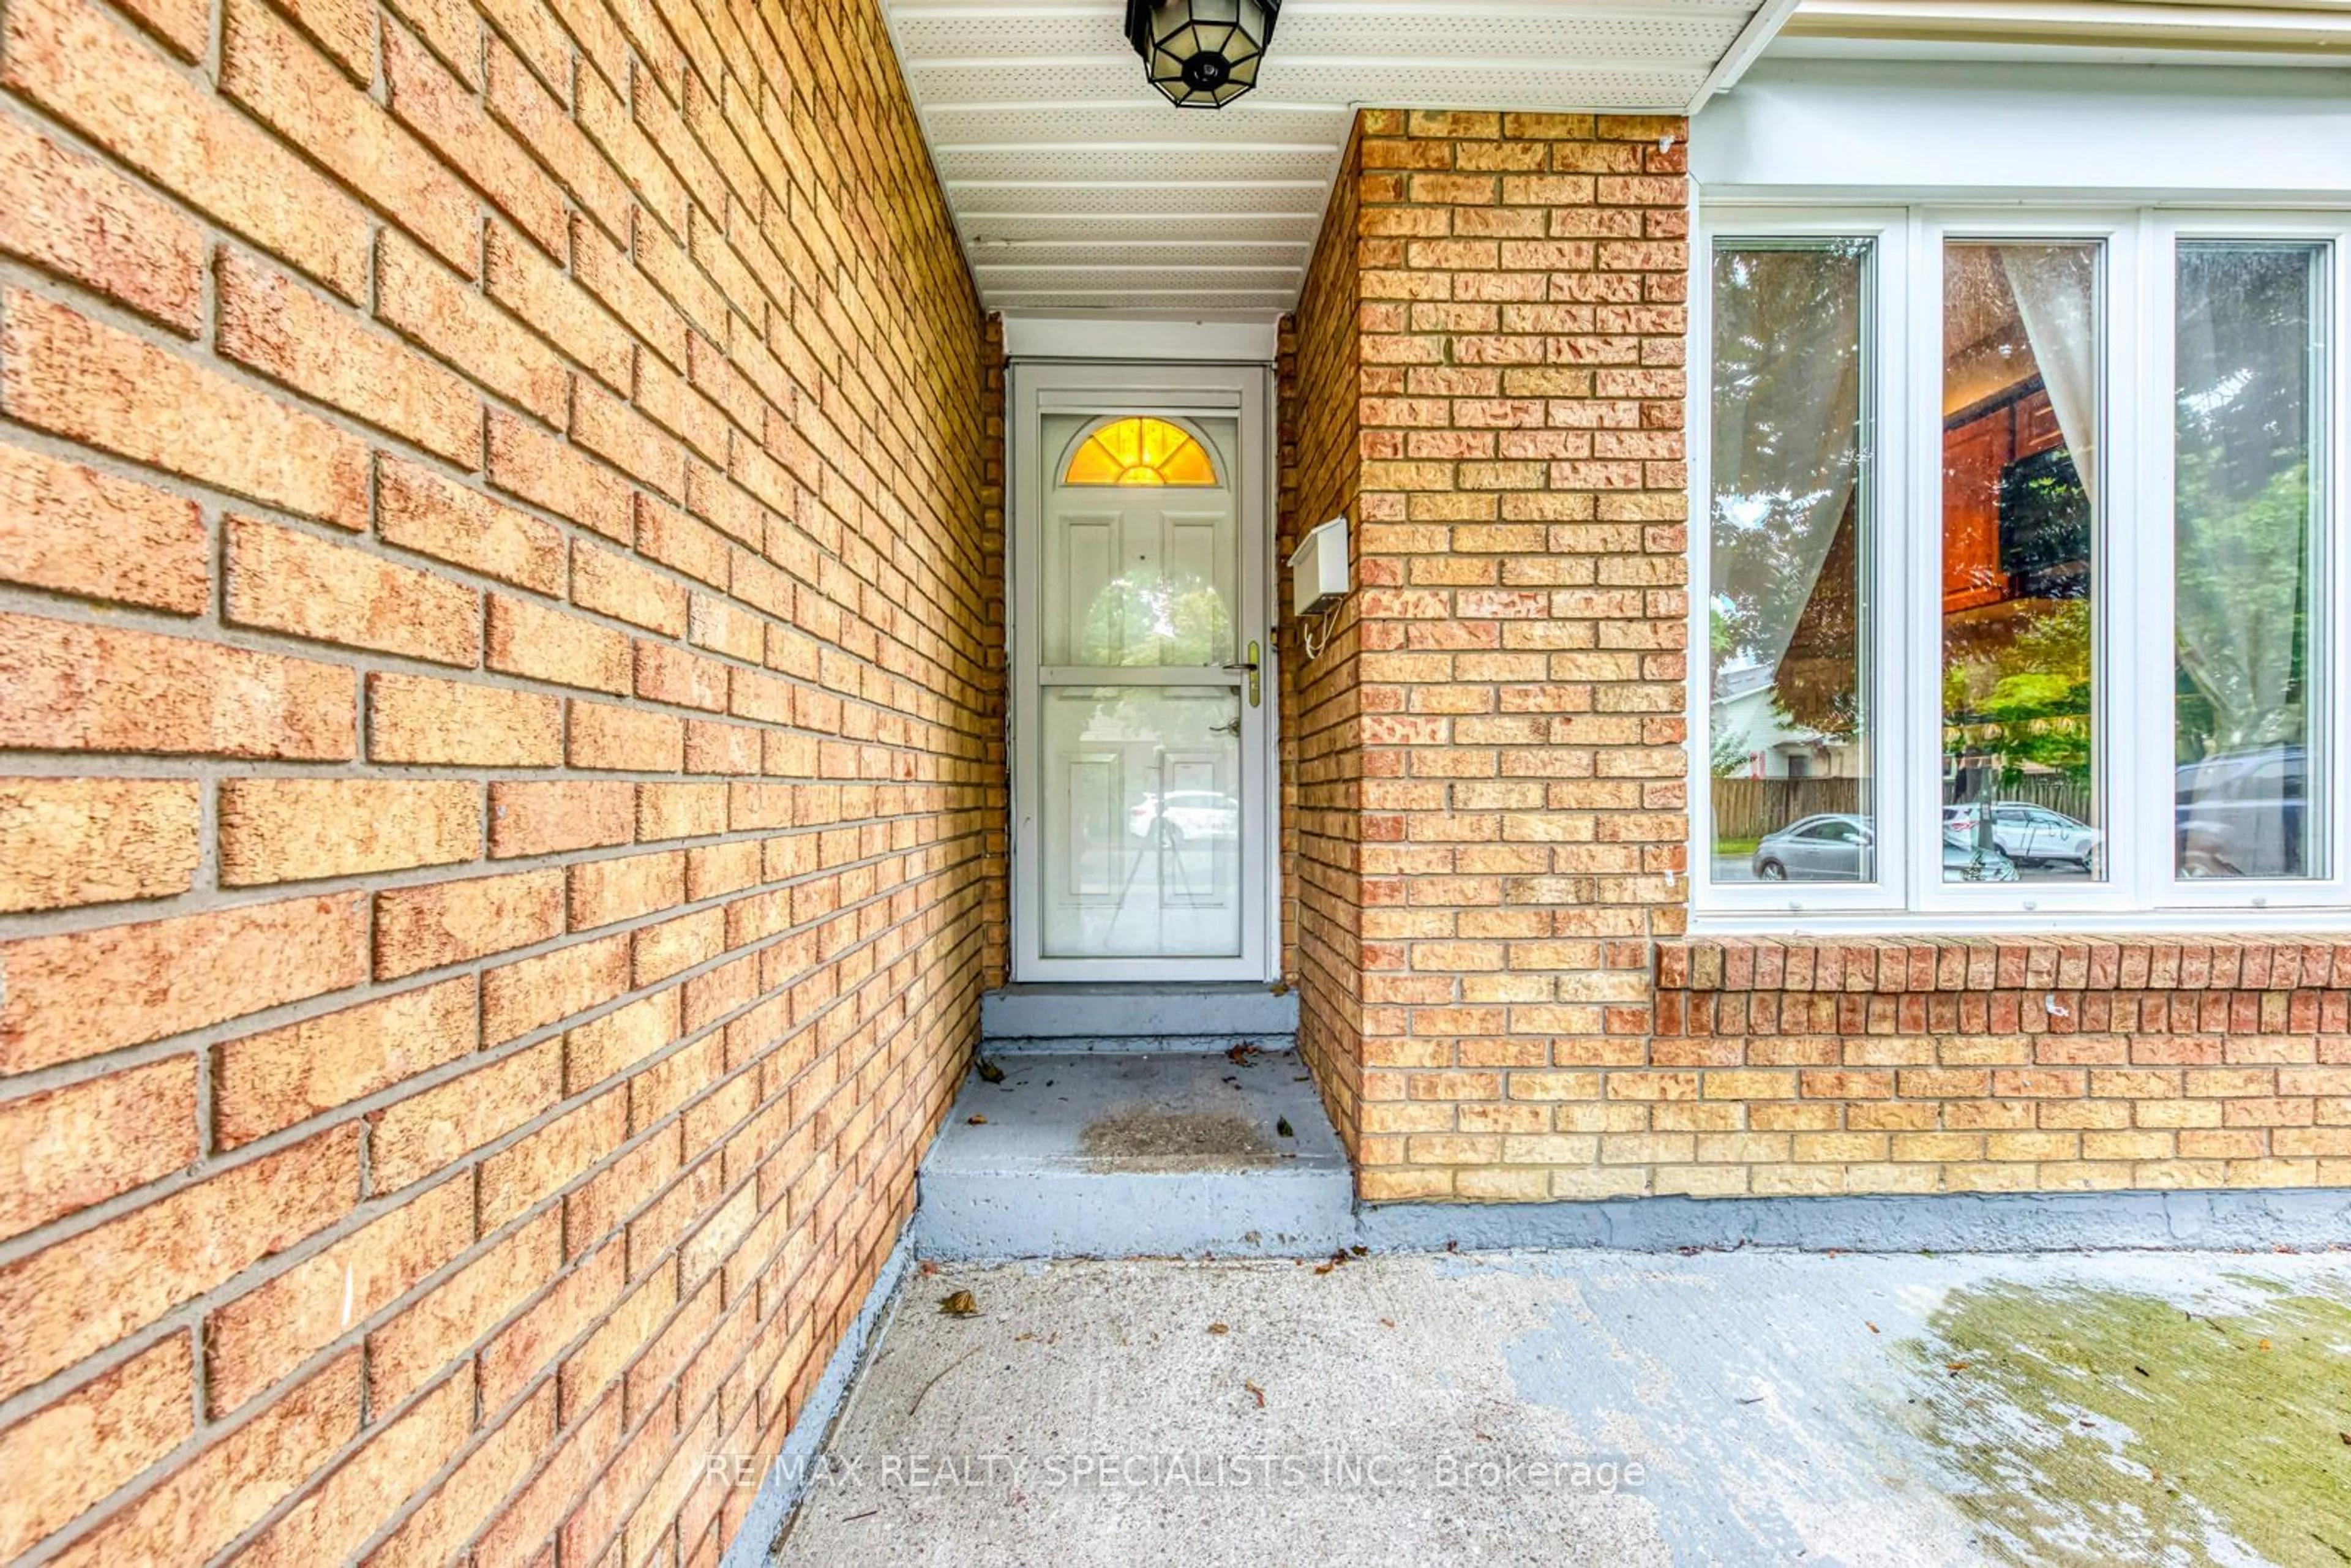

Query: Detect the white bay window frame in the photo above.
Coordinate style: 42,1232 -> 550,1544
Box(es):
1692,202 -> 2351,931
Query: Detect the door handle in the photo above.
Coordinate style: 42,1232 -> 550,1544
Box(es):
1221,641 -> 1262,708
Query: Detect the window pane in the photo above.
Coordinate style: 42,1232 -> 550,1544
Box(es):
1708,242 -> 1876,886
2175,243 -> 2325,880
1940,242 -> 2104,885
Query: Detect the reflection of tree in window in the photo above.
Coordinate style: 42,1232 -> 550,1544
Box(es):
2175,249 -> 2312,759
2173,244 -> 2319,879
1074,569 -> 1233,669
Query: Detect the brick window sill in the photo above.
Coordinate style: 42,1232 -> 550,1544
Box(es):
1655,935 -> 2351,996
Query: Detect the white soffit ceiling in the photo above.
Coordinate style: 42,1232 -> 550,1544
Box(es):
882,1 -> 1796,318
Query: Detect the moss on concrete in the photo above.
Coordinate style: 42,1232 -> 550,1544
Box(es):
1902,1277 -> 2351,1566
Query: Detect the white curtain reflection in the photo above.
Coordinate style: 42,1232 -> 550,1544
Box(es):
2000,246 -> 2102,507
1711,248 -> 1865,681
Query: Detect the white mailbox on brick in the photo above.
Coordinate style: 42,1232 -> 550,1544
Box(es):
1289,516 -> 1348,619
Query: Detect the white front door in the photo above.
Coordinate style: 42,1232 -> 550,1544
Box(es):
1010,363 -> 1275,981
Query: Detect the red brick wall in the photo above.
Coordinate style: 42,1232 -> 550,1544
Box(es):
1659,937 -> 2351,1194
0,0 -> 1000,1558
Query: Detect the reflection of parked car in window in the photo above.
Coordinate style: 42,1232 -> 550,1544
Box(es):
2177,745 -> 2305,879
1941,803 -> 2102,871
1753,814 -> 2019,882
1128,790 -> 1239,845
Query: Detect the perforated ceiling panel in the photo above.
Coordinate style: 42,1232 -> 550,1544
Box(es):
883,0 -> 1788,318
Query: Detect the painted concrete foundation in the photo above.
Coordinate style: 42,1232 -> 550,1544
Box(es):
718,1239 -> 912,1568
917,1049 -> 2351,1261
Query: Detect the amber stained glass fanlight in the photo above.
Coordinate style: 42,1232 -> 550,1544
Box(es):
1063,417 -> 1219,487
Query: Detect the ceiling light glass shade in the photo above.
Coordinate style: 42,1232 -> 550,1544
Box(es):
1125,0 -> 1281,109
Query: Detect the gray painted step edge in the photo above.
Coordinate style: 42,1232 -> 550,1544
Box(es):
914,1186 -> 2351,1262
981,985 -> 1299,1040
984,1033 -> 1297,1056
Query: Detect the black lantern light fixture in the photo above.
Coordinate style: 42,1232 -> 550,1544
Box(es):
1125,0 -> 1281,110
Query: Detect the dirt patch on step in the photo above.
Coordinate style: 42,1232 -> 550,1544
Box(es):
1079,1106 -> 1281,1171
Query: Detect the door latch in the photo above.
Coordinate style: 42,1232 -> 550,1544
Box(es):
1222,640 -> 1262,708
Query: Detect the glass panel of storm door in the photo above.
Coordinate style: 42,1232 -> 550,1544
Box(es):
2174,242 -> 2325,880
1940,241 -> 2105,884
1040,687 -> 1243,959
1040,414 -> 1239,669
1037,413 -> 1245,959
1708,241 -> 1876,886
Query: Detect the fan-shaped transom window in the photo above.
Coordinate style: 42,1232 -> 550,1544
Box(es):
1062,417 -> 1218,488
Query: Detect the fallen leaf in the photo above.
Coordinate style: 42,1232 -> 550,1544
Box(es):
1208,1322 -> 1230,1335
976,1060 -> 1005,1084
967,1114 -> 989,1125
919,1260 -> 940,1277
1865,1322 -> 1880,1335
1269,980 -> 1292,996
2339,1433 -> 2350,1446
1227,1043 -> 1261,1067
2259,1338 -> 2273,1352
2134,1365 -> 2151,1378
1276,1117 -> 1295,1138
1350,1245 -> 1368,1258
1243,1381 -> 1265,1408
1379,1318 -> 1395,1329
1313,1262 -> 1335,1275
1946,1362 -> 1970,1374
1015,1332 -> 1036,1342
939,1290 -> 979,1317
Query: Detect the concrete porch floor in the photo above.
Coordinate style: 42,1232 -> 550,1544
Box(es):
912,1051 -> 1357,1260
771,1249 -> 2351,1567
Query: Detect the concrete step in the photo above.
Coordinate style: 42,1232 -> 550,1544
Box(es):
979,983 -> 1298,1056
912,1050 -> 1354,1261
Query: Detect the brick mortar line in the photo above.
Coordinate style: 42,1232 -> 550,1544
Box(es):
373,962 -> 978,1567
0,197 -> 995,714
21,961 -> 982,1568
0,359 -> 992,726
0,847 -> 991,1273
0,882 -> 987,1452
0,773 -> 995,948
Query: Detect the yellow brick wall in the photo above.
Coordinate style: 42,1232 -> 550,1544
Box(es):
0,0 -> 1002,1560
1283,108 -> 2351,1207
1283,109 -> 1691,1204
1280,115 -> 1367,1157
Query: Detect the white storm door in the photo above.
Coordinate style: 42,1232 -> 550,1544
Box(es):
1011,365 -> 1274,981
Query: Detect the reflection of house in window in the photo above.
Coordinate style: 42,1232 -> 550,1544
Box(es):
1941,381 -> 2085,617
1939,242 -> 2099,835
1712,661 -> 1865,781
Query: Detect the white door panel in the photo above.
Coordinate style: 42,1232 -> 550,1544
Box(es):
1011,366 -> 1274,981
